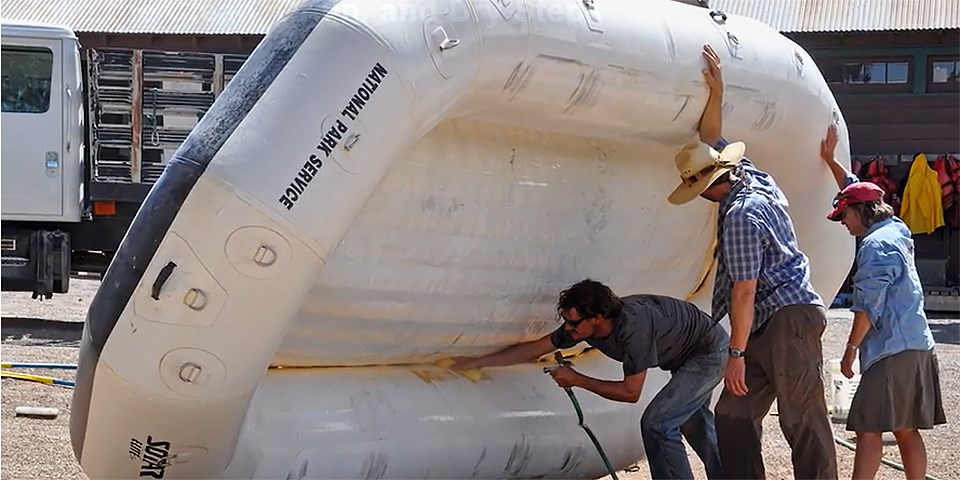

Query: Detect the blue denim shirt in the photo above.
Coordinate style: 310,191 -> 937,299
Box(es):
851,216 -> 935,372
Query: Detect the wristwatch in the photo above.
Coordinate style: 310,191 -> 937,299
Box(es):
728,347 -> 745,358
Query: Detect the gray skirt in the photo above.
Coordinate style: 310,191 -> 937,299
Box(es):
846,349 -> 947,432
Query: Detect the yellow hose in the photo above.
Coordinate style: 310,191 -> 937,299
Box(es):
0,370 -> 75,388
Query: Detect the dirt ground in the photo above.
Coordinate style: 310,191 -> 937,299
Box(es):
1,279 -> 958,480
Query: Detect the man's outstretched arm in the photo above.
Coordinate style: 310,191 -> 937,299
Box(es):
451,335 -> 556,370
698,43 -> 724,147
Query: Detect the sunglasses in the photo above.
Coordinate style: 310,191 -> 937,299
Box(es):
832,192 -> 849,208
559,313 -> 595,328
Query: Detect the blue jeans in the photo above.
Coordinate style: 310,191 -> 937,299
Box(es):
641,339 -> 728,480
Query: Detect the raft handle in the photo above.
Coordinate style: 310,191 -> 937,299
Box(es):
709,9 -> 727,24
151,261 -> 178,300
344,133 -> 362,151
438,38 -> 460,52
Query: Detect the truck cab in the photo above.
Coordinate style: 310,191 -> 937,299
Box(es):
2,21 -> 253,298
1,21 -> 83,297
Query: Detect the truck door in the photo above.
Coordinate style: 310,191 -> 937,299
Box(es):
1,38 -> 64,217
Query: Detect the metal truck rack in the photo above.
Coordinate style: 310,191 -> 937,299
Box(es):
86,48 -> 248,186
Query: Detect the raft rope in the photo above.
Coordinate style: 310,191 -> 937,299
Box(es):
684,207 -> 719,302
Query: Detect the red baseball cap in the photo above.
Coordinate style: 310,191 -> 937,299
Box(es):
827,182 -> 885,221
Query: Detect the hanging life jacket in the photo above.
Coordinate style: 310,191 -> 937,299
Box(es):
933,154 -> 960,229
858,155 -> 901,213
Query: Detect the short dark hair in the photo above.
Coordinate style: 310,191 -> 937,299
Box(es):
849,200 -> 895,228
557,279 -> 623,320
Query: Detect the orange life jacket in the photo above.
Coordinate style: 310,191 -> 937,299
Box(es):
933,154 -> 960,229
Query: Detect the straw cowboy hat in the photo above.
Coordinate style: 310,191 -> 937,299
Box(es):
667,141 -> 746,205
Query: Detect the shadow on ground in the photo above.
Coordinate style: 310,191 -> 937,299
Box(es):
930,320 -> 959,346
1,317 -> 83,346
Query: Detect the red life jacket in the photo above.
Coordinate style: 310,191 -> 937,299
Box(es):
859,155 -> 901,214
933,154 -> 960,229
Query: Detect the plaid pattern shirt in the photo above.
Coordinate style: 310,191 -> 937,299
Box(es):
711,139 -> 823,330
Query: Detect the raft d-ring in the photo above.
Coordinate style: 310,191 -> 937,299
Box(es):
178,362 -> 203,383
582,0 -> 595,9
709,9 -> 727,24
183,288 -> 208,311
344,133 -> 361,151
727,32 -> 739,45
439,38 -> 460,51
252,245 -> 277,267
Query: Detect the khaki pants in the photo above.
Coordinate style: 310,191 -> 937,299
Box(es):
715,304 -> 838,480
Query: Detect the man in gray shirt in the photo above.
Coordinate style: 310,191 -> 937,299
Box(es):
452,279 -> 729,479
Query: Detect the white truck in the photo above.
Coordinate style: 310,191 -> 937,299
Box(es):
1,21 -> 247,297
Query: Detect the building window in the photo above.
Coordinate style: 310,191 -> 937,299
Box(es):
931,60 -> 959,83
928,57 -> 960,93
820,58 -> 913,93
842,61 -> 910,84
0,46 -> 54,114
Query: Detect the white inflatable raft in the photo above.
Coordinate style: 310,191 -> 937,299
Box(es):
70,0 -> 853,478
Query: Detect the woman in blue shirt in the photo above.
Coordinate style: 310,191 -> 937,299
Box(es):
821,125 -> 945,480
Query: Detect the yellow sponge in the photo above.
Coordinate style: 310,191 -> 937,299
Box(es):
435,358 -> 483,383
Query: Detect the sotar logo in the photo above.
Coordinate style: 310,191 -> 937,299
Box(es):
129,435 -> 171,478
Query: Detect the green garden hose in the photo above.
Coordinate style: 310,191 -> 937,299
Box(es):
549,352 -> 619,479
562,386 -> 619,480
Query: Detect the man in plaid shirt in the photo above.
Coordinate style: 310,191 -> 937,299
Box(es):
666,44 -> 837,479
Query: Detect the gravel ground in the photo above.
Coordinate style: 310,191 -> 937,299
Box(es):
1,280 -> 957,480
0,278 -> 98,324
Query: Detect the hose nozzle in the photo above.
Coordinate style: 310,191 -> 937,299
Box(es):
542,351 -> 570,373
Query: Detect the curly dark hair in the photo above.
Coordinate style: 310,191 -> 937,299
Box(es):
557,279 -> 623,321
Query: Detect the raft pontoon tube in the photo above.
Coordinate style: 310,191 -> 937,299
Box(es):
70,0 -> 853,478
